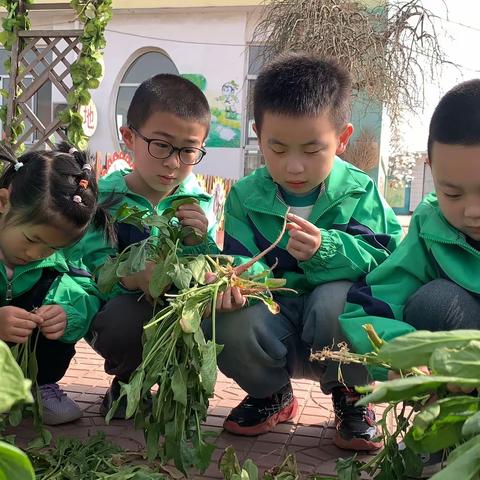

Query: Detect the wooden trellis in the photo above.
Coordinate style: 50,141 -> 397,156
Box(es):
5,2 -> 83,150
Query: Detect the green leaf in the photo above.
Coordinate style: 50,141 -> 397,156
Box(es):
357,376 -> 479,405
335,456 -> 362,480
429,340 -> 480,379
429,436 -> 480,480
242,459 -> 259,480
200,340 -> 218,396
0,340 -> 33,414
219,447 -> 242,479
188,255 -> 209,284
116,241 -> 148,277
149,258 -> 172,299
96,256 -> 119,294
405,396 -> 480,453
376,330 -> 480,370
179,298 -> 202,333
171,197 -> 198,211
170,263 -> 192,291
462,411 -> 480,437
121,370 -> 145,419
0,440 -> 35,480
171,367 -> 187,406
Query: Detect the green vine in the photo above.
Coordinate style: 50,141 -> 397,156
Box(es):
59,0 -> 112,149
0,0 -> 32,152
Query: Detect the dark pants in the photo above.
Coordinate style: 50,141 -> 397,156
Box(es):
35,332 -> 76,385
404,279 -> 480,330
88,293 -> 154,382
202,281 -> 369,398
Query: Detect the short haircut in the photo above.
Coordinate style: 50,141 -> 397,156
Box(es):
428,79 -> 480,159
127,74 -> 211,135
253,52 -> 352,132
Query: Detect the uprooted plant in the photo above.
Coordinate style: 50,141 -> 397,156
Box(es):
310,326 -> 480,479
98,200 -> 294,474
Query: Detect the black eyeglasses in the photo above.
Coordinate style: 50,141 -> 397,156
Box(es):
129,125 -> 206,165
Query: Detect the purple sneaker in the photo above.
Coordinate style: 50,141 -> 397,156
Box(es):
39,384 -> 82,425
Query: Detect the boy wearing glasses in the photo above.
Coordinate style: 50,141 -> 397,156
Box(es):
67,74 -> 217,416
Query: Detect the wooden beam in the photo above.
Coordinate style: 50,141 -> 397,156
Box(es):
27,3 -> 71,10
19,30 -> 83,38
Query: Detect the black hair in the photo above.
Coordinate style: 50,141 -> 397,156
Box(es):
0,142 -> 112,241
253,52 -> 352,133
427,79 -> 480,159
127,74 -> 211,136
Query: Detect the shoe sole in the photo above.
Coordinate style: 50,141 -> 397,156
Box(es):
333,433 -> 383,451
223,397 -> 298,436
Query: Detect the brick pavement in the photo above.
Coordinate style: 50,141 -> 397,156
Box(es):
13,340 -> 388,479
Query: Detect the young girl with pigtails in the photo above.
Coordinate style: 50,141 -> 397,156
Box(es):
0,143 -> 110,425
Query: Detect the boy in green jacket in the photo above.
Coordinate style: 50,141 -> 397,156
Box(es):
203,53 -> 402,451
67,74 -> 218,416
340,79 -> 480,380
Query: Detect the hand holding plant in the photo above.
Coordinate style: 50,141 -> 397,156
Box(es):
286,213 -> 322,261
0,306 -> 42,344
37,305 -> 67,341
175,202 -> 209,246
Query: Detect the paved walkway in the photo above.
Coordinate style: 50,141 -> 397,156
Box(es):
13,341 -> 387,478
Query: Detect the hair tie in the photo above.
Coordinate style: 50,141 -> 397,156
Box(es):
14,162 -> 24,171
69,147 -> 78,154
82,164 -> 92,171
78,179 -> 89,189
72,195 -> 82,203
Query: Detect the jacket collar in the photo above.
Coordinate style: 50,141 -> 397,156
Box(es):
243,158 -> 366,220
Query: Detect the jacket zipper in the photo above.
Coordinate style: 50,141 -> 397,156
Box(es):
5,281 -> 12,302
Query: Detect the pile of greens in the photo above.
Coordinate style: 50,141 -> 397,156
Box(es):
312,327 -> 480,479
98,202 -> 291,474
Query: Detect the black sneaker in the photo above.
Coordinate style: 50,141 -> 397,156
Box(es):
100,377 -> 127,420
223,383 -> 298,436
332,386 -> 382,451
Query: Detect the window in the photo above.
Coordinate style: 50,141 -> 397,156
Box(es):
244,45 -> 265,175
115,50 -> 179,143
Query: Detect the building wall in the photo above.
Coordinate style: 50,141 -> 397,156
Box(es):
29,8 -> 252,179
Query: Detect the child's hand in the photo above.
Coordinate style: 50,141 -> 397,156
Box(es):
120,260 -> 156,301
37,305 -> 67,340
203,272 -> 246,317
0,306 -> 43,344
176,203 -> 209,246
286,213 -> 322,261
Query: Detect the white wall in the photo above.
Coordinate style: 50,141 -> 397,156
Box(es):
30,8 -> 251,179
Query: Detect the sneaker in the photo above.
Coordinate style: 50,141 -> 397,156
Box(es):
100,377 -> 127,420
331,386 -> 382,451
223,383 -> 298,436
39,384 -> 82,426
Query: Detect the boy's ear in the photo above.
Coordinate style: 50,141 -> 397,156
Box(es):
335,123 -> 354,155
0,188 -> 11,215
252,122 -> 260,141
120,126 -> 135,150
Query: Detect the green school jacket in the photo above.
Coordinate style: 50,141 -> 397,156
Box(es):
65,170 -> 218,291
339,193 -> 480,380
0,252 -> 101,343
222,157 -> 402,294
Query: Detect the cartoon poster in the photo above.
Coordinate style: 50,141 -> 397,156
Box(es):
182,74 -> 241,148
